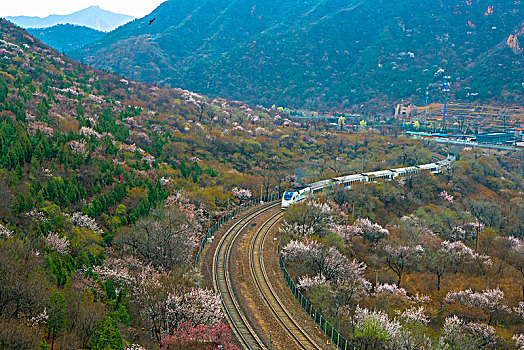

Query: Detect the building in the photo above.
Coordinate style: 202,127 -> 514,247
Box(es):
475,132 -> 514,144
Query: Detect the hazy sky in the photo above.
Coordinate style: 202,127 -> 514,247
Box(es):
0,0 -> 167,18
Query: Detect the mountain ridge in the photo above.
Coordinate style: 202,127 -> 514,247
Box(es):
27,24 -> 106,52
6,6 -> 134,32
74,0 -> 523,112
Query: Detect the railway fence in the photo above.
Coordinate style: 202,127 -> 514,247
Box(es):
278,236 -> 358,350
195,191 -> 282,269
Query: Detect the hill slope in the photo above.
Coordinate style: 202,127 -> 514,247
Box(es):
6,5 -> 133,31
75,0 -> 523,111
27,24 -> 105,52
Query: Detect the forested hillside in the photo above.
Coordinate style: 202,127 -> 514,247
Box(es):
0,19 -> 444,349
27,24 -> 106,52
75,0 -> 523,111
281,154 -> 524,348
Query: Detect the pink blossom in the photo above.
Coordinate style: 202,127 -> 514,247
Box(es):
45,232 -> 70,254
29,308 -> 48,327
68,140 -> 87,156
331,223 -> 362,243
160,321 -> 240,350
231,187 -> 252,200
353,218 -> 389,244
439,190 -> 454,202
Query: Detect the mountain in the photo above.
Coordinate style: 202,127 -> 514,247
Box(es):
6,5 -> 134,32
27,24 -> 106,52
74,0 -> 523,112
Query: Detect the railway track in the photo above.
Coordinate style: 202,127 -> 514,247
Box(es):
250,211 -> 324,350
213,202 -> 327,349
213,202 -> 278,350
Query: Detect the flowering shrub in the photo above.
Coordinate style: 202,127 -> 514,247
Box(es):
45,233 -> 70,254
331,223 -> 362,244
281,239 -> 319,262
160,321 -> 240,350
353,218 -> 389,245
124,345 -> 147,350
280,222 -> 315,238
514,301 -> 524,319
231,187 -> 252,200
439,316 -> 499,349
283,199 -> 334,237
383,244 -> 424,287
352,306 -> 401,347
439,190 -> 454,202
396,306 -> 429,325
445,288 -> 510,324
67,212 -> 103,234
375,283 -> 410,300
0,223 -> 12,238
514,334 -> 524,350
171,289 -> 223,326
297,274 -> 329,291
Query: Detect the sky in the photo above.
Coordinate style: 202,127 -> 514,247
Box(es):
0,0 -> 167,18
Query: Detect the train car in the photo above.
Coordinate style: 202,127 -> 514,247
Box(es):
281,156 -> 454,209
281,186 -> 311,208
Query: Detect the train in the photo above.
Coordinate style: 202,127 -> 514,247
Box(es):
281,156 -> 455,208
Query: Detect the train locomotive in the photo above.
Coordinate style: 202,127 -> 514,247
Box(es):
281,156 -> 454,208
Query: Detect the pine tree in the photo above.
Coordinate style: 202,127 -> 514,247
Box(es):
89,315 -> 124,350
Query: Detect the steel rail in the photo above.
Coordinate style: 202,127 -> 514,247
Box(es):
213,202 -> 280,349
250,211 -> 324,350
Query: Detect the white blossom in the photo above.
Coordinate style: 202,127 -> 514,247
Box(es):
514,301 -> 524,318
513,334 -> 524,350
124,345 -> 147,350
45,233 -> 70,254
375,283 -> 409,300
171,289 -> 224,326
353,306 -> 401,340
331,223 -> 362,243
445,288 -> 510,323
28,308 -> 48,327
231,187 -> 252,200
353,218 -> 389,244
67,212 -> 103,234
26,209 -> 48,222
396,306 -> 429,325
281,239 -> 320,262
297,274 -> 329,290
280,222 -> 315,238
439,316 -> 499,349
0,223 -> 12,238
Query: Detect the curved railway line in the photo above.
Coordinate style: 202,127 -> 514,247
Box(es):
250,211 -> 323,350
212,202 -> 327,349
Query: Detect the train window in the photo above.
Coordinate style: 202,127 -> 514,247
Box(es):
283,191 -> 294,200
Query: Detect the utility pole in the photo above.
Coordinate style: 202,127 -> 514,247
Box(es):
442,75 -> 450,130
424,86 -> 429,126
